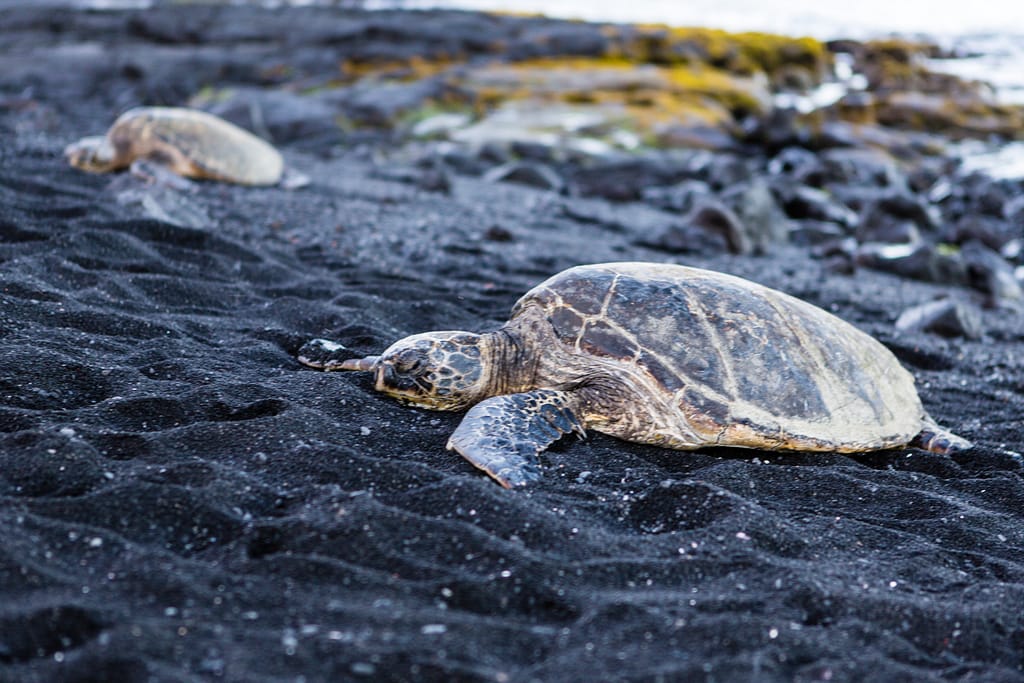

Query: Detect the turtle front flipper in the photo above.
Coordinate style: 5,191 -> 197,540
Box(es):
447,390 -> 586,488
297,338 -> 371,371
911,415 -> 973,454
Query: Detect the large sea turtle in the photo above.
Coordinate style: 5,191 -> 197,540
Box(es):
300,262 -> 970,488
65,106 -> 284,186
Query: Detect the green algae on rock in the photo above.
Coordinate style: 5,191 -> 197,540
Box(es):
827,38 -> 1024,141
314,25 -> 831,152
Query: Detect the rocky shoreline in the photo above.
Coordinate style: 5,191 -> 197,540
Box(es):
1,4 -> 1023,681
9,5 -> 1022,315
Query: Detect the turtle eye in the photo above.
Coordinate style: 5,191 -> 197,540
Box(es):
391,349 -> 426,374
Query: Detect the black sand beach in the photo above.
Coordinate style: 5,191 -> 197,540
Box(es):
1,5 -> 1023,682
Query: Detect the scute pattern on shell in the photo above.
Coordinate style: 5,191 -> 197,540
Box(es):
513,262 -> 922,449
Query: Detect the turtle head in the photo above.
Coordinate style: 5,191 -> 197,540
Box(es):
64,136 -> 118,173
342,331 -> 487,411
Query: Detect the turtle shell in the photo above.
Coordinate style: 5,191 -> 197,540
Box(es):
511,262 -> 923,450
110,107 -> 284,185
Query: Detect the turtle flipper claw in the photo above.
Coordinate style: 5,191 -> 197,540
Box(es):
297,338 -> 355,371
447,390 -> 585,488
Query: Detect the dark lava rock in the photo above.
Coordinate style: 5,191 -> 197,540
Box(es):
961,240 -> 1024,307
656,122 -> 738,151
682,200 -> 750,255
478,142 -> 513,165
638,221 -> 732,255
483,224 -> 515,242
720,179 -> 790,254
196,86 -> 341,147
767,146 -> 824,184
436,146 -> 491,176
566,154 -> 695,201
832,88 -> 875,118
812,236 -> 859,259
825,185 -> 892,215
789,220 -> 847,246
743,107 -> 811,151
906,157 -> 954,193
1003,192 -> 1024,225
641,179 -> 713,213
692,153 -> 755,190
934,171 -> 1022,223
945,214 -> 1019,252
895,298 -> 983,339
510,140 -> 558,162
856,218 -> 921,245
414,158 -> 454,194
965,174 -> 1021,218
857,192 -> 942,244
417,167 -> 453,194
808,234 -> 859,274
856,242 -> 967,284
369,163 -> 451,194
773,181 -> 859,228
483,160 -> 564,192
331,77 -> 448,128
508,21 -> 611,59
819,147 -> 907,188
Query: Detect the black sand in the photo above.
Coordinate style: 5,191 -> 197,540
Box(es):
1,5 -> 1023,682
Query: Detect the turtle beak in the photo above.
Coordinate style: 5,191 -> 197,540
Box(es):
339,355 -> 380,372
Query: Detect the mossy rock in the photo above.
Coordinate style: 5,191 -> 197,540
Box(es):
663,64 -> 769,114
459,58 -> 769,117
605,25 -> 831,88
875,91 -> 1024,139
446,56 -> 772,149
839,38 -> 978,96
823,38 -> 1023,142
285,21 -> 837,152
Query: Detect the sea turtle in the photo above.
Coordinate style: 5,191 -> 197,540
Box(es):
300,262 -> 970,488
65,106 -> 284,186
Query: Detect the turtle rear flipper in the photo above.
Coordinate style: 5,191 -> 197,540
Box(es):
129,158 -> 195,191
447,390 -> 586,488
911,415 -> 973,454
